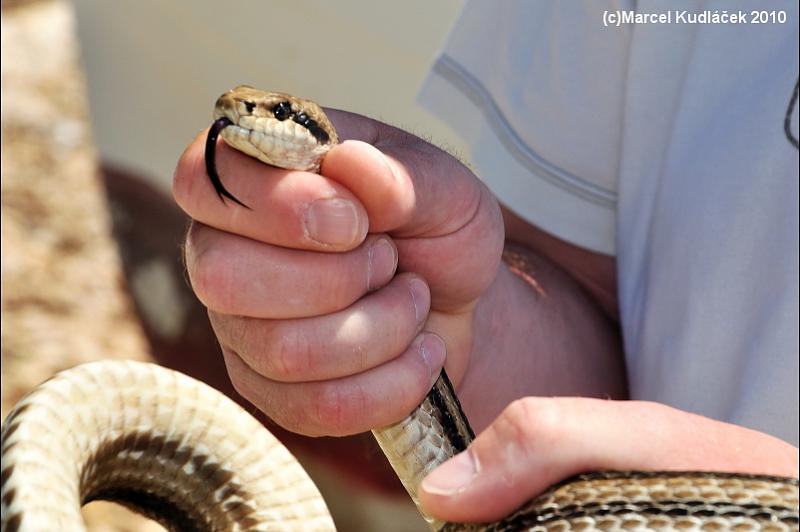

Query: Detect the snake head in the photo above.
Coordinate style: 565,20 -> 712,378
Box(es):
205,86 -> 339,208
212,85 -> 338,172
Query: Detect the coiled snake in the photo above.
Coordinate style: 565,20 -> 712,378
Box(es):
1,86 -> 798,531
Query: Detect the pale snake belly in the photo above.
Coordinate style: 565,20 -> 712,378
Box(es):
1,86 -> 798,531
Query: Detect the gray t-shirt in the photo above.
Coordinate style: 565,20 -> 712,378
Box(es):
420,0 -> 799,445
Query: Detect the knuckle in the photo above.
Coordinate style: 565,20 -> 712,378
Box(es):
406,347 -> 436,401
222,348 -> 313,436
311,382 -> 367,436
225,357 -> 303,433
225,355 -> 261,408
255,392 -> 306,435
266,332 -> 313,380
312,384 -> 345,433
211,313 -> 276,375
209,311 -> 245,346
497,398 -> 564,451
210,310 -> 317,383
187,247 -> 234,312
325,270 -> 361,309
227,371 -> 252,405
265,406 -> 305,435
633,400 -> 672,420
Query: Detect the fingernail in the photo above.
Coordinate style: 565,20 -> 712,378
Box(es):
367,239 -> 397,291
408,278 -> 430,324
421,450 -> 477,495
418,333 -> 446,387
305,198 -> 361,246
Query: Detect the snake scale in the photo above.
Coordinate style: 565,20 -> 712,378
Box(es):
1,86 -> 798,531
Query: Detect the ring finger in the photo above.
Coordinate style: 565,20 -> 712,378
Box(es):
209,273 -> 431,383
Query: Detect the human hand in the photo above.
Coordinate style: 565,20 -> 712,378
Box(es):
418,397 -> 799,523
172,108 -> 504,437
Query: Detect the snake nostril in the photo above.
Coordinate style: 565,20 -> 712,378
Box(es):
244,101 -> 256,113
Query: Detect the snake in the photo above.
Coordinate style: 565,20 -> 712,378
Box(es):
1,86 -> 798,531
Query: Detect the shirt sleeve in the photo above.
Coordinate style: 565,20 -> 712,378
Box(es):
418,1 -> 636,255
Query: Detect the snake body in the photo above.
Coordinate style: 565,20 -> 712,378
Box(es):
1,86 -> 798,531
1,361 -> 335,531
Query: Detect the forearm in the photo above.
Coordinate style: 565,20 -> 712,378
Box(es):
460,243 -> 627,431
502,205 -> 619,320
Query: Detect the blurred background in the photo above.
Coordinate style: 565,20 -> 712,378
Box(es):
74,0 -> 469,193
1,0 -> 468,530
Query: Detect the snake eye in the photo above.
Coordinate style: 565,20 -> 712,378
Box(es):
244,101 -> 256,113
272,102 -> 292,121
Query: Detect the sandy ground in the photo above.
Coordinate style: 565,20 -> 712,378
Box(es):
1,0 -> 164,529
1,1 -> 426,530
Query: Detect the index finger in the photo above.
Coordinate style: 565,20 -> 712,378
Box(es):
173,128 -> 369,251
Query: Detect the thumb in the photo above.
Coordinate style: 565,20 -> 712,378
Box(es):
321,108 -> 503,310
323,108 -> 495,236
417,398 -> 579,523
417,397 -> 799,524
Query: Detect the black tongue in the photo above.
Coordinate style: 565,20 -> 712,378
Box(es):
204,117 -> 250,209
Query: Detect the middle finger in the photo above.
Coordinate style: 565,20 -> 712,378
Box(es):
173,130 -> 369,251
185,224 -> 397,318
